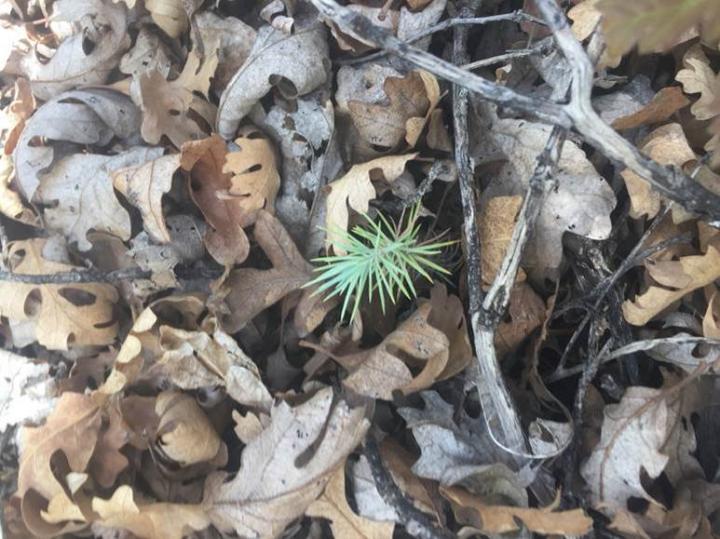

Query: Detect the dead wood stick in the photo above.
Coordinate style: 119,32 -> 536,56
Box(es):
0,267 -> 151,284
310,0 -> 720,221
364,437 -> 453,539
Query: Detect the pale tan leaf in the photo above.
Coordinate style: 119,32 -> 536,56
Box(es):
113,154 -> 181,243
676,45 -> 720,122
0,239 -> 119,350
325,154 -> 416,254
93,485 -> 210,539
203,388 -> 369,539
479,195 -> 525,285
623,245 -> 720,325
155,392 -> 222,466
88,404 -> 129,489
307,466 -> 394,539
2,78 -> 35,155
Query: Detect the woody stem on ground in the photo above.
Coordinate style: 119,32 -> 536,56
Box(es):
308,0 -> 720,221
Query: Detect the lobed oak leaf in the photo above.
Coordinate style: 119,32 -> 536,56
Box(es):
441,487 -> 593,536
93,485 -> 210,539
217,210 -> 314,332
623,245 -> 720,326
307,466 -> 395,539
217,24 -> 329,138
597,0 -> 720,57
203,387 -> 369,539
325,154 -> 416,254
0,239 -> 119,350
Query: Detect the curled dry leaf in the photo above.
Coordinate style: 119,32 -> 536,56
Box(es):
155,392 -> 222,466
347,70 -> 441,148
21,0 -> 130,100
203,387 -> 369,538
36,147 -> 163,251
181,134 -> 250,266
17,392 -> 101,536
89,404 -> 130,489
620,124 -> 695,220
14,88 -> 140,201
113,153 -> 181,243
325,154 -> 416,254
611,87 -> 690,131
441,487 -> 593,536
217,210 -> 314,332
134,47 -> 218,148
623,245 -> 720,326
306,466 -> 395,539
0,239 -> 119,350
92,485 -> 209,539
217,24 -> 329,138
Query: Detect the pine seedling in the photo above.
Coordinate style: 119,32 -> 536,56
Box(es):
306,204 -> 454,321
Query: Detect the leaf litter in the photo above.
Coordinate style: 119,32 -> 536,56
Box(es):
3,0 -> 720,538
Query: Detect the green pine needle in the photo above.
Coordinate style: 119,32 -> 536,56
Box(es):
305,204 -> 454,321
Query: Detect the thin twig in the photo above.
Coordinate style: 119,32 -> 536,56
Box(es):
0,267 -> 151,284
311,0 -> 720,221
364,437 -> 453,539
462,48 -> 538,70
338,10 -> 544,66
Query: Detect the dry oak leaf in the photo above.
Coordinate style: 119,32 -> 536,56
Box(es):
1,78 -> 35,155
581,387 -> 675,506
35,147 -> 163,251
0,154 -> 37,226
441,486 -> 593,536
325,154 -> 416,254
611,87 -> 690,131
93,485 -> 210,539
0,239 -> 118,350
181,134 -> 250,266
119,27 -> 173,77
135,46 -> 218,148
623,245 -> 720,326
17,392 -> 101,536
113,153 -> 181,243
146,0 -> 202,38
333,302 -> 449,400
348,70 -> 441,148
223,126 -> 281,221
676,45 -> 720,122
21,0 -> 130,100
155,391 -> 222,466
479,195 -> 525,285
495,282 -> 546,358
307,466 -> 394,539
597,0 -> 720,57
217,23 -> 329,138
218,210 -> 313,332
704,291 -> 720,339
203,387 -> 369,539
620,124 -> 695,220
88,403 -> 130,489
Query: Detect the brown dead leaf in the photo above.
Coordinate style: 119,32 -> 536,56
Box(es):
113,154 -> 181,244
203,388 -> 369,538
135,46 -> 218,148
181,134 -> 251,266
0,239 -> 119,350
93,485 -> 209,539
623,245 -> 720,325
479,195 -> 525,285
441,486 -> 593,536
17,392 -> 101,535
612,87 -> 690,130
222,126 -> 281,219
218,210 -> 313,332
155,392 -> 223,466
348,70 -> 440,148
217,24 -> 328,138
307,466 -> 394,539
704,291 -> 720,338
88,403 -> 129,489
495,282 -> 546,358
2,78 -> 35,155
336,303 -> 449,400
325,154 -> 416,254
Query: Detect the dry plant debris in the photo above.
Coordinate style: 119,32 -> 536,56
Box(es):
4,0 -> 720,537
